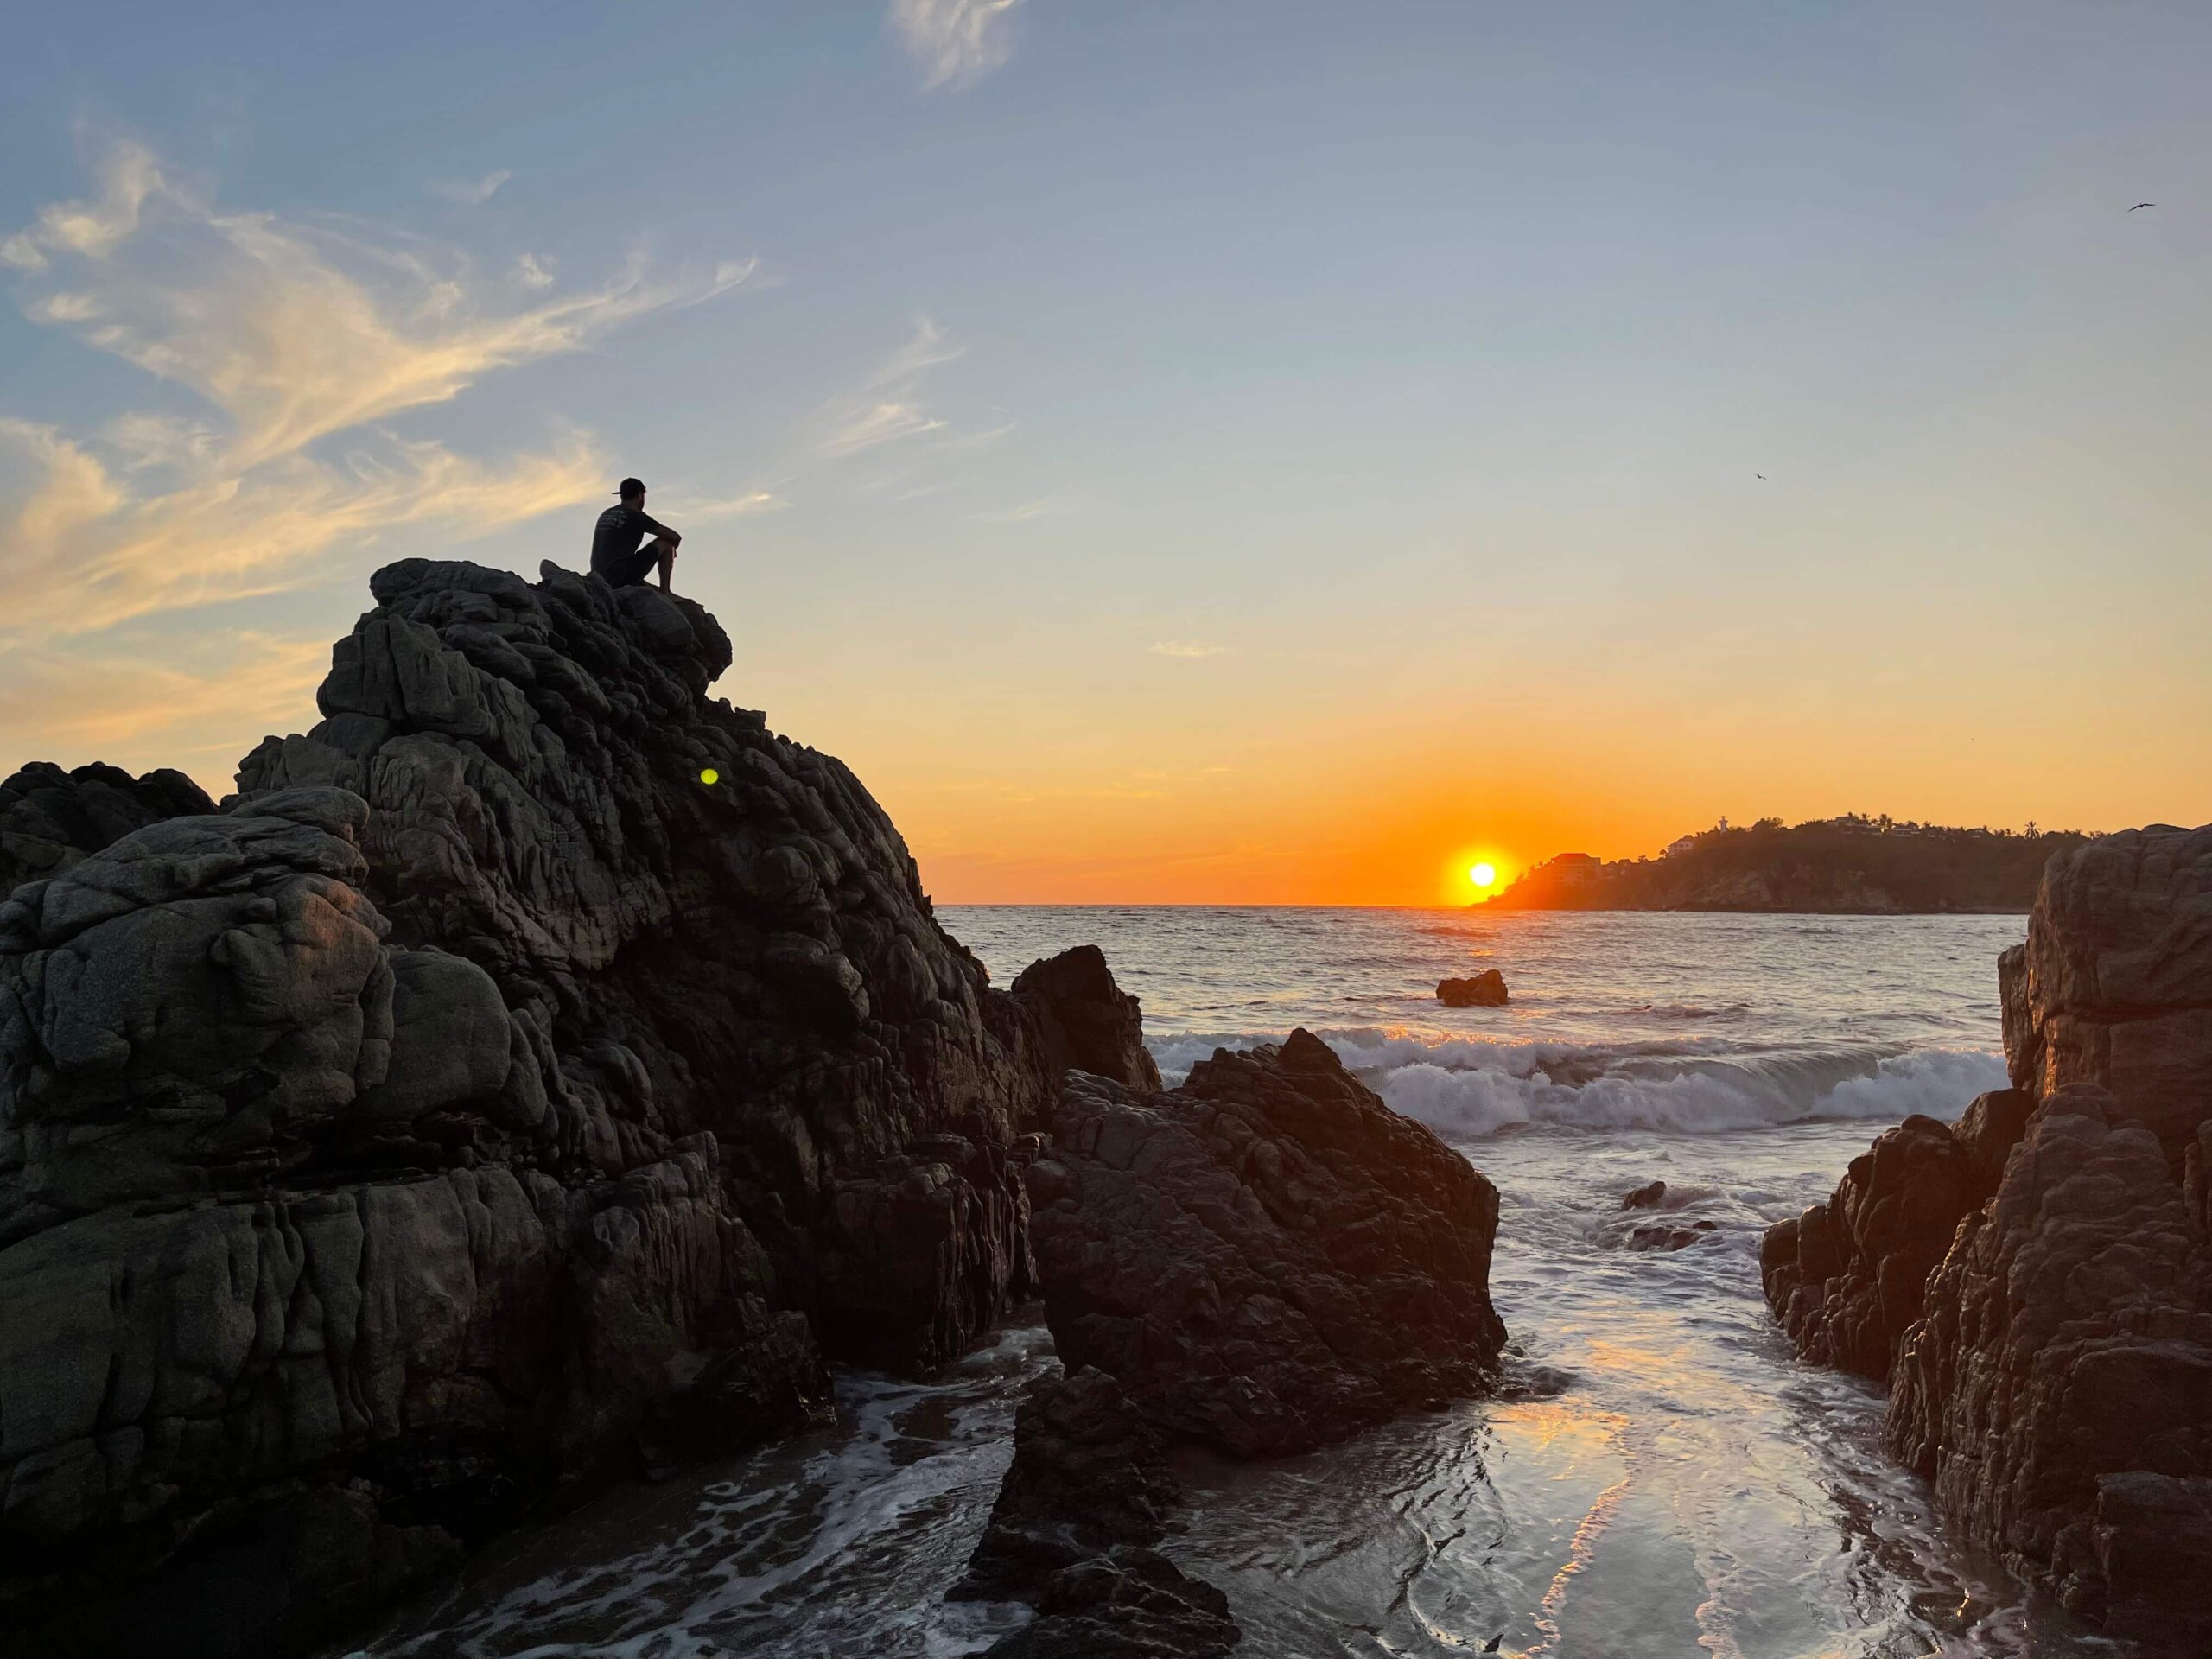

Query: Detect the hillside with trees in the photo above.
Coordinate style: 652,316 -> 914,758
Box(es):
1485,815 -> 2093,913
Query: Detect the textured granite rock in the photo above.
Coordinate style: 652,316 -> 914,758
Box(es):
1760,1091 -> 2032,1379
957,1367 -> 1237,1657
2000,823 -> 2212,1162
1437,969 -> 1509,1007
1025,1028 -> 1506,1459
0,760 -> 214,892
0,560 -> 1152,1656
1885,1085 -> 2212,1646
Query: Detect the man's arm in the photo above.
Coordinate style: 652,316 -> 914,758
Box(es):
639,511 -> 682,547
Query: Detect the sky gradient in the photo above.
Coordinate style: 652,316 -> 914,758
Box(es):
3,2 -> 2208,904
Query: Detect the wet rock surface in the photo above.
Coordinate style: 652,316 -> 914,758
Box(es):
0,560 -> 1149,1656
957,1367 -> 1237,1657
1760,1092 -> 2032,1379
1766,825 -> 2212,1648
1438,969 -> 1509,1007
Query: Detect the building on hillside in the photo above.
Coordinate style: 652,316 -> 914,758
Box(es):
1663,836 -> 1698,858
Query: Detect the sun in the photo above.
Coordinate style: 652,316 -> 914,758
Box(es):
1470,861 -> 1497,889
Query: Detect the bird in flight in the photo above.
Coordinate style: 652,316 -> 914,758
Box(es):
2129,202 -> 2156,211
1756,473 -> 1766,480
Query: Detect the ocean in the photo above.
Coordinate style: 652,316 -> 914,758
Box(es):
349,907 -> 2135,1659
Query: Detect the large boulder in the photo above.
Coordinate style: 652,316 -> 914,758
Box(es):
1024,1028 -> 1506,1458
0,760 -> 214,893
0,561 -> 1152,1656
1759,1090 -> 2032,1379
2000,823 -> 2212,1163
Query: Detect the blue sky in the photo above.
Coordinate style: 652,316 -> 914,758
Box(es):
3,2 -> 2208,900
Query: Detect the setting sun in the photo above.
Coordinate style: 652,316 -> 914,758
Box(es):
1471,862 -> 1497,888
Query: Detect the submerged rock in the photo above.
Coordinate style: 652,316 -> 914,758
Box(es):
1621,1178 -> 1668,1209
1438,969 -> 1509,1007
0,560 -> 1150,1656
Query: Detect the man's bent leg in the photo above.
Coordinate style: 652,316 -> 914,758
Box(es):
652,538 -> 678,593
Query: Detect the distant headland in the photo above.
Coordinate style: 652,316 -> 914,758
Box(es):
1487,815 -> 2093,913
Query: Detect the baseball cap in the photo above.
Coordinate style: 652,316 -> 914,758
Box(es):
615,477 -> 646,497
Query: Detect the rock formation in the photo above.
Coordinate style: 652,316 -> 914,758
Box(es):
0,760 -> 214,891
1438,969 -> 1508,1007
960,1030 -> 1507,1650
0,559 -> 1154,1657
1760,1090 -> 2031,1379
1023,1029 -> 1506,1458
1764,823 -> 2212,1646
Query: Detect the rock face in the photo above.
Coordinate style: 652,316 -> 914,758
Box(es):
1885,1086 -> 2212,1645
956,1367 -> 1238,1657
0,761 -> 214,891
1024,1029 -> 1506,1459
1999,823 -> 2212,1163
1437,969 -> 1508,1007
1760,1091 -> 2032,1379
1764,825 -> 2212,1646
0,560 -> 1152,1656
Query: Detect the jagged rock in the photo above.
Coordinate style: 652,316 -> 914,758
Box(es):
0,761 -> 214,893
2000,823 -> 2212,1162
1012,945 -> 1164,1094
1621,1179 -> 1667,1209
956,1368 -> 1237,1656
1885,1085 -> 2212,1646
1025,1029 -> 1506,1458
1624,1218 -> 1716,1251
1437,969 -> 1509,1007
0,560 -> 1151,1656
1759,1092 -> 2032,1379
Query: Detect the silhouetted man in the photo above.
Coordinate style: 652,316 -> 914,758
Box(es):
590,477 -> 683,592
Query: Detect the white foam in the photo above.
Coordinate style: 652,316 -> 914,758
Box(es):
1145,1027 -> 2008,1140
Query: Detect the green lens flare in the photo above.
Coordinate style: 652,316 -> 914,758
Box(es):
699,767 -> 720,786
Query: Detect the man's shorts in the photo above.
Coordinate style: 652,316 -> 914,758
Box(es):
593,540 -> 663,588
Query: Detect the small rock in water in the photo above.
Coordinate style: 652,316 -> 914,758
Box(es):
1626,1219 -> 1717,1251
1621,1179 -> 1668,1210
1439,969 -> 1509,1007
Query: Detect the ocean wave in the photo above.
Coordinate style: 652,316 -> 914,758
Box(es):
1143,1027 -> 2006,1139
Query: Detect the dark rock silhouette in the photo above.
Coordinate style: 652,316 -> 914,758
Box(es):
1621,1178 -> 1668,1209
960,1030 -> 1505,1649
1760,1091 -> 2032,1378
956,1367 -> 1237,1656
0,560 -> 1153,1657
1764,824 -> 2212,1645
1025,1029 -> 1506,1459
1438,969 -> 1509,1007
0,760 -> 213,890
1624,1218 -> 1716,1251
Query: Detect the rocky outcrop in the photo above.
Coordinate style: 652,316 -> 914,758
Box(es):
1437,969 -> 1508,1007
1999,823 -> 2212,1163
0,760 -> 213,891
956,1367 -> 1237,1657
1024,1029 -> 1506,1459
0,560 -> 1151,1656
1885,1086 -> 2212,1645
1764,825 -> 2212,1647
1760,1090 -> 2032,1379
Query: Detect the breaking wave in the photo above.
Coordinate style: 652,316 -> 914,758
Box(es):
1147,1026 -> 2006,1139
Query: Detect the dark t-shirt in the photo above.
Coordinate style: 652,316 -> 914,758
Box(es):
590,503 -> 673,580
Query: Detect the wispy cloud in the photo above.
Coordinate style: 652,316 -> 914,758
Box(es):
429,168 -> 512,207
819,317 -> 963,458
513,251 -> 556,290
890,0 -> 1021,90
0,143 -> 755,639
1149,639 -> 1233,658
664,488 -> 785,523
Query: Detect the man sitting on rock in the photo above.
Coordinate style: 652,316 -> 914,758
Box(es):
590,476 -> 683,592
